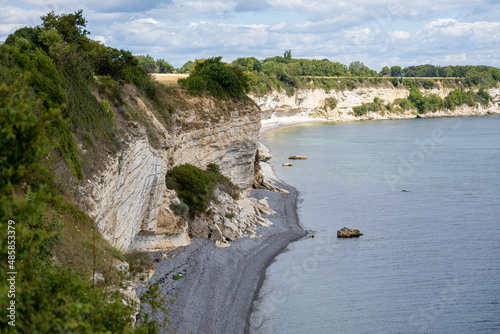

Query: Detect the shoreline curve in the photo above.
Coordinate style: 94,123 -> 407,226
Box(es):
137,157 -> 305,333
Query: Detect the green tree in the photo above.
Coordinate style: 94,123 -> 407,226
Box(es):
4,27 -> 43,50
490,67 -> 500,81
390,66 -> 402,77
156,58 -> 174,73
179,57 -> 250,98
444,66 -> 454,78
179,60 -> 194,73
380,66 -> 390,76
408,86 -> 426,112
40,10 -> 89,46
136,54 -> 157,72
232,57 -> 262,72
0,82 -> 51,189
349,61 -> 365,76
284,50 -> 292,61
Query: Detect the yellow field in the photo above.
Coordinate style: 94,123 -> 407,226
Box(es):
152,73 -> 189,86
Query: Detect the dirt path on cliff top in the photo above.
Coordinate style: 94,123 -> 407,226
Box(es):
137,182 -> 306,334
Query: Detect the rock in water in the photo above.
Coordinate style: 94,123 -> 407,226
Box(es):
282,163 -> 293,166
337,227 -> 363,238
288,155 -> 308,160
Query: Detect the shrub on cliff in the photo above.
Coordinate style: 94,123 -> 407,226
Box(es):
166,164 -> 218,214
178,57 -> 250,99
166,164 -> 238,215
353,97 -> 383,116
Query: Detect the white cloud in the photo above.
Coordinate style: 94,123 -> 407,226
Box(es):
416,18 -> 500,49
443,53 -> 467,63
92,35 -> 107,44
389,30 -> 410,40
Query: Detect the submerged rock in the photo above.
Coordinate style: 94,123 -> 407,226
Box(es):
337,227 -> 363,238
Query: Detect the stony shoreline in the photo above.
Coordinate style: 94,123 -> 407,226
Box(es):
137,167 -> 305,333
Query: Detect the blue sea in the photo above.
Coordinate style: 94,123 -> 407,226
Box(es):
250,116 -> 500,333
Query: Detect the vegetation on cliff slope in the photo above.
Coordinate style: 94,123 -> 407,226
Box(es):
353,86 -> 492,116
166,163 -> 238,215
0,11 -> 177,333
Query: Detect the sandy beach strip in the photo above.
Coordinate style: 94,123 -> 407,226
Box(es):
137,164 -> 306,333
261,115 -> 330,134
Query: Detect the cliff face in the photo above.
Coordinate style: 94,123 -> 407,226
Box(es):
251,87 -> 500,122
168,108 -> 260,189
82,128 -> 167,251
81,92 -> 261,251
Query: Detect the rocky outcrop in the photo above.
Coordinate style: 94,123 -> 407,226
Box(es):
190,189 -> 276,245
253,144 -> 290,193
337,227 -> 363,238
257,149 -> 272,162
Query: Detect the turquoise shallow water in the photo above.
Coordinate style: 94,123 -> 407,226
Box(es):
250,116 -> 500,334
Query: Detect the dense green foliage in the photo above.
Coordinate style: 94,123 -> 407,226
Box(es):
1,10 -> 161,179
178,60 -> 194,73
40,10 -> 90,45
178,57 -> 250,99
1,11 -> 167,333
353,97 -> 384,116
166,164 -> 237,214
353,86 -> 492,116
136,54 -> 174,73
166,164 -> 217,214
401,64 -> 500,82
229,52 -> 499,95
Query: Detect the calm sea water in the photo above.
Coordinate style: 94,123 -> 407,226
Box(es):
250,116 -> 500,334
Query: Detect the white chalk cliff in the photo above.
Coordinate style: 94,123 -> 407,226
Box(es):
251,86 -> 500,122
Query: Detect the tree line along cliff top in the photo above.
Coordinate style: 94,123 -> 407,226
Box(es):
141,50 -> 500,96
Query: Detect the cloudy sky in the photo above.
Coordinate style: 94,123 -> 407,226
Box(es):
1,0 -> 499,70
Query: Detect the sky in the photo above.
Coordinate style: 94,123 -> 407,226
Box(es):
1,0 -> 499,70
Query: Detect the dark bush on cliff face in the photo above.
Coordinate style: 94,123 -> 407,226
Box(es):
166,164 -> 238,214
166,164 -> 218,214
